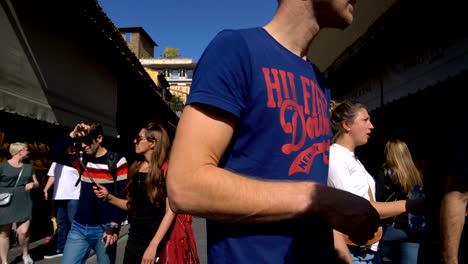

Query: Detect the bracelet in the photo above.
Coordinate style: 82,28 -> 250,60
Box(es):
104,193 -> 110,201
105,224 -> 120,235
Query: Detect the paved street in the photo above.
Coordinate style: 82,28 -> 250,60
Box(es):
7,217 -> 207,264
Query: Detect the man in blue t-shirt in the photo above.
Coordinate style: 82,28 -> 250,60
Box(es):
167,0 -> 380,263
61,122 -> 128,264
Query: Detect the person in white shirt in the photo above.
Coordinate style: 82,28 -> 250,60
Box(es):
328,100 -> 423,264
43,145 -> 80,259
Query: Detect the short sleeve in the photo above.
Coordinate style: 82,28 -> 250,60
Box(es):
47,162 -> 57,177
187,30 -> 252,118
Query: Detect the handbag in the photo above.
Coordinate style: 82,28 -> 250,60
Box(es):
343,187 -> 383,246
0,167 -> 24,206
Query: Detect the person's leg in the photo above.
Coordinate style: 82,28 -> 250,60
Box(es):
89,225 -> 116,264
400,242 -> 419,264
380,226 -> 408,262
61,221 -> 91,264
440,176 -> 468,264
67,199 -> 79,224
349,247 -> 381,264
15,220 -> 31,259
55,200 -> 68,253
0,224 -> 12,264
122,236 -> 145,264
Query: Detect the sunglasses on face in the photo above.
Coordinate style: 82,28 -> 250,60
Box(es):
78,136 -> 95,146
135,135 -> 148,143
135,135 -> 155,143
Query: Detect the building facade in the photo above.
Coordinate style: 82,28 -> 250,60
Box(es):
140,58 -> 195,104
118,27 -> 195,105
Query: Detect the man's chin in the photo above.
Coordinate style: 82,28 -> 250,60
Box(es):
325,16 -> 353,30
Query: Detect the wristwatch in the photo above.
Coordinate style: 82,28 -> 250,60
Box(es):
105,224 -> 120,235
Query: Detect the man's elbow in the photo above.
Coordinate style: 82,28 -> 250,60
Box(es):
166,172 -> 191,214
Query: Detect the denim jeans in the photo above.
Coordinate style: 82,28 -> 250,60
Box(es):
380,225 -> 420,263
61,221 -> 116,264
349,247 -> 382,264
55,199 -> 79,252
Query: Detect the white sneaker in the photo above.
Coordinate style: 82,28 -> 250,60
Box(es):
22,254 -> 34,264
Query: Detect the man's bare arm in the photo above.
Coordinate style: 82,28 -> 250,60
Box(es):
440,176 -> 468,264
167,104 -> 380,243
167,104 -> 317,223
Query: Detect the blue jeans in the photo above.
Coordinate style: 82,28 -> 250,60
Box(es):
55,199 -> 78,252
380,225 -> 420,263
61,221 -> 116,264
349,246 -> 382,264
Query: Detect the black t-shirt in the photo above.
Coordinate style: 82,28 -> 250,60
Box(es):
374,167 -> 409,229
128,172 -> 166,245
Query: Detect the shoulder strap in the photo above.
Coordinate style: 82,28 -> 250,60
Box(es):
14,167 -> 24,188
161,160 -> 169,179
107,151 -> 119,195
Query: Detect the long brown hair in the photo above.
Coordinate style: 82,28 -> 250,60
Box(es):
384,139 -> 423,194
125,122 -> 170,209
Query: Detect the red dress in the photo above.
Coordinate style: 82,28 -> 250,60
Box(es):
158,161 -> 200,264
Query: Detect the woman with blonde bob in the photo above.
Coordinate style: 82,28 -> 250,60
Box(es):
374,139 -> 424,264
0,142 -> 39,264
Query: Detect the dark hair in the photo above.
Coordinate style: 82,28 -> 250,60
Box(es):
84,121 -> 104,140
125,122 -> 170,210
329,100 -> 367,143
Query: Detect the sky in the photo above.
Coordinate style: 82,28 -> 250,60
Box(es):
98,0 -> 277,62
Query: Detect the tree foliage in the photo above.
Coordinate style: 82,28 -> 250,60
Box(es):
162,46 -> 180,58
169,95 -> 184,105
168,95 -> 185,116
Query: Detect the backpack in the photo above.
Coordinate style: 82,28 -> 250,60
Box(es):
107,151 -> 119,196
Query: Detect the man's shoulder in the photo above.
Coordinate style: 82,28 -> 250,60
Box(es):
211,27 -> 263,45
104,150 -> 126,161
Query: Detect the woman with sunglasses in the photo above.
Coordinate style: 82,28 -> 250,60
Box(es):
93,123 -> 174,264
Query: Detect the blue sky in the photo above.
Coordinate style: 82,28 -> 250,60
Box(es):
98,0 -> 277,62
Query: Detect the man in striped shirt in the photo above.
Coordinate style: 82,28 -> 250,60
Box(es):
61,121 -> 128,264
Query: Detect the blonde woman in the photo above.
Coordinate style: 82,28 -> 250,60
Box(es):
374,139 -> 424,264
0,142 -> 39,264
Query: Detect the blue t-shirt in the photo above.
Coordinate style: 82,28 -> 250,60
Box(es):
187,28 -> 334,263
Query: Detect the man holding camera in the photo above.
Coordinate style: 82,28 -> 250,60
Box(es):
60,122 -> 128,264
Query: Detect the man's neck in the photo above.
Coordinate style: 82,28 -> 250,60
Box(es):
95,146 -> 108,158
264,2 -> 320,59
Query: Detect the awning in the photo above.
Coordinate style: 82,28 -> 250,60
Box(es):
0,2 -> 57,124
